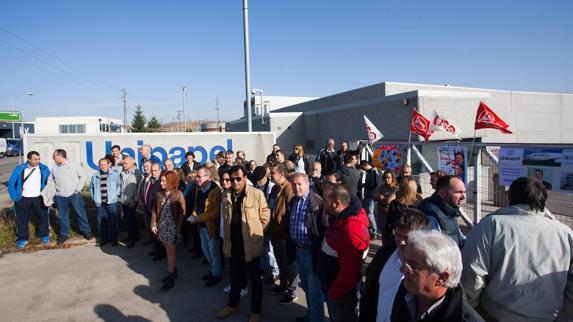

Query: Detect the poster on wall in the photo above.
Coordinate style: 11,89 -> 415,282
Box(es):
437,145 -> 468,183
372,145 -> 404,172
498,147 -> 573,193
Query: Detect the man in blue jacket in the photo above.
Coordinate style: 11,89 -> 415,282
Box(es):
8,151 -> 51,249
89,157 -> 122,246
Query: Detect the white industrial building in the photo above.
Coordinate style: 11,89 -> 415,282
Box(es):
228,81 -> 573,153
246,95 -> 317,118
34,116 -> 123,135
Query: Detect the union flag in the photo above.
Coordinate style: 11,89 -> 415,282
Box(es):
475,101 -> 512,134
410,110 -> 432,141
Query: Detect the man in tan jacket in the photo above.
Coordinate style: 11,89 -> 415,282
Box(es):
216,164 -> 270,322
268,163 -> 299,305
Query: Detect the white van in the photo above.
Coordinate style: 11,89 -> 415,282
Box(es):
0,138 -> 6,158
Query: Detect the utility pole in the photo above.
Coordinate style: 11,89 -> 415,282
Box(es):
121,89 -> 128,132
243,0 -> 252,132
215,96 -> 220,132
176,110 -> 183,132
182,85 -> 188,132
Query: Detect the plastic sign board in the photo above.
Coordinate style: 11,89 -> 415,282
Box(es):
0,111 -> 22,122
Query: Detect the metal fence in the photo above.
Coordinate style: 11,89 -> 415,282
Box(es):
394,142 -> 573,229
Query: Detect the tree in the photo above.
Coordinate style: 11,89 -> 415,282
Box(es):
131,105 -> 147,132
147,116 -> 161,132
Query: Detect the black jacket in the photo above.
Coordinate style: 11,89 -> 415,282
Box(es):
180,161 -> 201,177
288,154 -> 311,174
359,167 -> 380,199
418,193 -> 465,248
391,283 -> 484,322
359,243 -> 397,322
316,148 -> 337,175
338,165 -> 361,199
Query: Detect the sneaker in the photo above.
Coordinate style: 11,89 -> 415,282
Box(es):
223,285 -> 231,293
248,313 -> 260,322
269,285 -> 287,295
215,306 -> 239,320
82,232 -> 94,240
56,236 -> 69,245
16,240 -> 28,249
279,293 -> 298,305
205,276 -> 221,287
40,236 -> 50,245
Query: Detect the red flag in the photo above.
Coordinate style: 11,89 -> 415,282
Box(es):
410,110 -> 432,140
475,101 -> 512,134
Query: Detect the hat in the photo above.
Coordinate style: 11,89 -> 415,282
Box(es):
251,166 -> 267,182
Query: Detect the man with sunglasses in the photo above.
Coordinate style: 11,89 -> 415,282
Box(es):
390,230 -> 483,321
217,164 -> 270,322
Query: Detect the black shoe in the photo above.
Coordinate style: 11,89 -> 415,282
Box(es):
280,293 -> 298,305
269,285 -> 287,295
295,317 -> 308,322
205,275 -> 221,287
111,240 -> 118,247
82,232 -> 94,240
162,269 -> 178,283
56,236 -> 69,245
149,250 -> 158,256
160,274 -> 175,292
202,259 -> 208,265
153,253 -> 166,261
96,239 -> 109,247
201,273 -> 212,281
127,240 -> 136,248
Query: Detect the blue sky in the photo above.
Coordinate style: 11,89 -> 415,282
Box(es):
1,0 -> 571,124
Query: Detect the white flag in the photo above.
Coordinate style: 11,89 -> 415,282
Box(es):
428,110 -> 462,138
363,115 -> 384,145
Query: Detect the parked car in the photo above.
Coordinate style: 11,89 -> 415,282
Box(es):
0,138 -> 6,158
5,139 -> 22,157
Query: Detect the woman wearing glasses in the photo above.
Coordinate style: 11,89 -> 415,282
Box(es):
150,171 -> 186,292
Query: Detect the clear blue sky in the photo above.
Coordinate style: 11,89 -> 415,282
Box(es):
1,0 -> 571,123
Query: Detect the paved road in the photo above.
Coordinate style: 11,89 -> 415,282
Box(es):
0,242 -> 313,322
0,156 -> 20,208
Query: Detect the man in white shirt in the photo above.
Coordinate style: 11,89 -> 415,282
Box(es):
8,151 -> 52,249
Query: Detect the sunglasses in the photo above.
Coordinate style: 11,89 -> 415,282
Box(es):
222,178 -> 231,182
230,177 -> 243,183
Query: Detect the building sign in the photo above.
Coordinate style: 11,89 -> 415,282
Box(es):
0,111 -> 22,122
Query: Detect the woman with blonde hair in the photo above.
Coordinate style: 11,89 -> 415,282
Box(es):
383,176 -> 421,246
374,170 -> 399,236
288,143 -> 310,174
151,171 -> 186,291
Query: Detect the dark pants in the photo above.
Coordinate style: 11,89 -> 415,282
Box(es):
142,208 -> 154,242
228,240 -> 263,314
55,193 -> 91,237
96,203 -> 119,242
14,196 -> 49,241
121,204 -> 138,242
270,235 -> 299,295
326,289 -> 358,322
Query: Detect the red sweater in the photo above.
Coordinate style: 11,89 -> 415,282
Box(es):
318,203 -> 371,301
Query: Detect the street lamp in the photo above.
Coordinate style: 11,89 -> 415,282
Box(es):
182,85 -> 188,132
10,92 -> 34,139
251,88 -> 265,125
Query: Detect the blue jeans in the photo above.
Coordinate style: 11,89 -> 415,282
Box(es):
200,227 -> 222,277
55,193 -> 92,237
260,232 -> 279,275
296,247 -> 325,322
362,197 -> 377,235
96,203 -> 119,242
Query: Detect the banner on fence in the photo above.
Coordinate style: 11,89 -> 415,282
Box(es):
373,145 -> 404,172
499,147 -> 573,193
438,145 -> 468,183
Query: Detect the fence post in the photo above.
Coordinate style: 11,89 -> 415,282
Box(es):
473,146 -> 482,224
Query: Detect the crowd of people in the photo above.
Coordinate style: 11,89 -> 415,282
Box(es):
7,139 -> 573,322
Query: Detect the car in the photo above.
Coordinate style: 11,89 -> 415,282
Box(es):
0,138 -> 6,158
5,139 -> 22,157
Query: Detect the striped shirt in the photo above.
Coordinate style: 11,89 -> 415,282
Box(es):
100,171 -> 109,204
289,192 -> 310,248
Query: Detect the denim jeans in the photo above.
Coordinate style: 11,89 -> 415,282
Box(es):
362,197 -> 378,235
296,247 -> 325,322
260,232 -> 279,276
200,227 -> 222,277
55,193 -> 92,237
14,196 -> 49,241
96,203 -> 119,242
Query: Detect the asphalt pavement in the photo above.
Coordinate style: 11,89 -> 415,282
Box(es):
0,241 -> 313,322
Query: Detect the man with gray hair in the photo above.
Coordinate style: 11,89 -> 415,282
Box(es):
138,144 -> 162,171
120,156 -> 143,248
390,230 -> 483,321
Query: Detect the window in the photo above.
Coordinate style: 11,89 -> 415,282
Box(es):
59,124 -> 86,134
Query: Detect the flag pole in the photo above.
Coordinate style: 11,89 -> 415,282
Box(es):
407,131 -> 412,166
